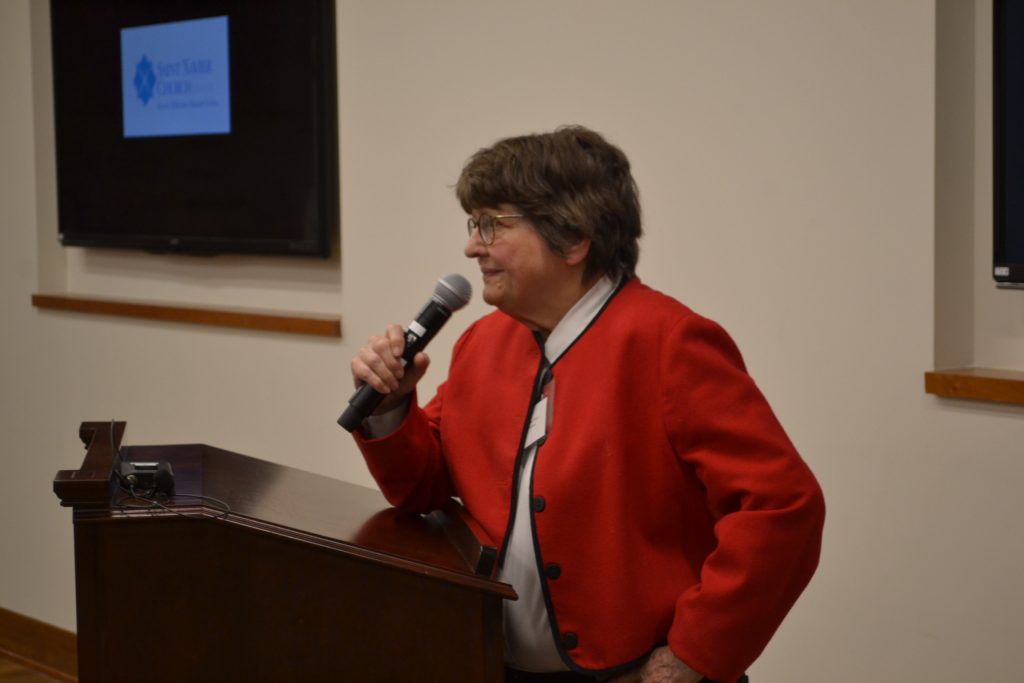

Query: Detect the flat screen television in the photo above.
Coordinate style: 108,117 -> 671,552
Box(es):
995,0 -> 1024,287
50,0 -> 338,257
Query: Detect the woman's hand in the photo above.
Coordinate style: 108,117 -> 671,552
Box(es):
350,323 -> 431,415
607,646 -> 704,683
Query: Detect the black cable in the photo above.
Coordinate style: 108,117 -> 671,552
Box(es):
115,485 -> 232,520
109,419 -> 232,520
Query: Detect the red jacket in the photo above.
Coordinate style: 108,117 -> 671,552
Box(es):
355,278 -> 824,682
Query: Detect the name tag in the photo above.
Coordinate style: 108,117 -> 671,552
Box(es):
523,375 -> 555,450
524,397 -> 548,449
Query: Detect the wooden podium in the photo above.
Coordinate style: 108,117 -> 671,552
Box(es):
54,422 -> 515,683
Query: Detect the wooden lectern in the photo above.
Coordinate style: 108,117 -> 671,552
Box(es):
54,422 -> 515,683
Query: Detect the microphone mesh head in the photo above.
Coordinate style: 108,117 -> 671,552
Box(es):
433,273 -> 472,311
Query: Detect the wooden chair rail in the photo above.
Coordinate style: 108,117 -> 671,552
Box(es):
924,367 -> 1024,406
32,293 -> 341,338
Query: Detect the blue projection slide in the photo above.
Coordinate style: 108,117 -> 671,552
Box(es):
121,16 -> 231,138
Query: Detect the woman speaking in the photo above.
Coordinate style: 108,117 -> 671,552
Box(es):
348,126 -> 824,683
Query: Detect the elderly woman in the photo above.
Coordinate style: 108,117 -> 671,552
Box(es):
349,126 -> 824,683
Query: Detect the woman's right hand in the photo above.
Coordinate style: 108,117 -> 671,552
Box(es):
350,323 -> 431,415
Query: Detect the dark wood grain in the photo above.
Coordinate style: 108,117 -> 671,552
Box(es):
55,423 -> 511,683
52,422 -> 123,509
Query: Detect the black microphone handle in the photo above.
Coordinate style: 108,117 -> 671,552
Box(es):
338,382 -> 387,432
337,300 -> 454,432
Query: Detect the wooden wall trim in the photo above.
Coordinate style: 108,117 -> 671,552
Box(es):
32,293 -> 341,338
924,367 -> 1024,405
0,607 -> 77,682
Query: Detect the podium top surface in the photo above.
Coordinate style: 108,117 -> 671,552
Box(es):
56,423 -> 512,599
126,443 -> 513,598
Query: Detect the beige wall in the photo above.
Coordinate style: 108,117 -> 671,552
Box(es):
2,0 -> 1022,680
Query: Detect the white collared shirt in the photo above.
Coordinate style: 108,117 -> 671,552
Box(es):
500,274 -> 618,671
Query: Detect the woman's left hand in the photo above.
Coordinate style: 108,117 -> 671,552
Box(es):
606,646 -> 704,683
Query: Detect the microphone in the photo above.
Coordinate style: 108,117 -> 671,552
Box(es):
337,273 -> 472,432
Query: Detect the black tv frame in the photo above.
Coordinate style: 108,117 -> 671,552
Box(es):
994,0 -> 1024,287
50,0 -> 338,258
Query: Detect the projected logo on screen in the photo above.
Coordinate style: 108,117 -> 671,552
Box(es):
120,16 -> 230,138
133,56 -> 157,105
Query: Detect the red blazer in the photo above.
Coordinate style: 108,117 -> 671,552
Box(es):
355,278 -> 825,682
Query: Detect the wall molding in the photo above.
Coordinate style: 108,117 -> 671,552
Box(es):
924,367 -> 1024,405
32,293 -> 342,338
0,607 -> 77,682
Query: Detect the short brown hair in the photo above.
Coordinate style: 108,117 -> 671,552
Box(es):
455,125 -> 642,281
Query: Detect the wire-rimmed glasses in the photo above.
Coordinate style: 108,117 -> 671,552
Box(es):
466,213 -> 524,244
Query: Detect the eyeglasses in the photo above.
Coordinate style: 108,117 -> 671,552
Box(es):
466,213 -> 524,245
